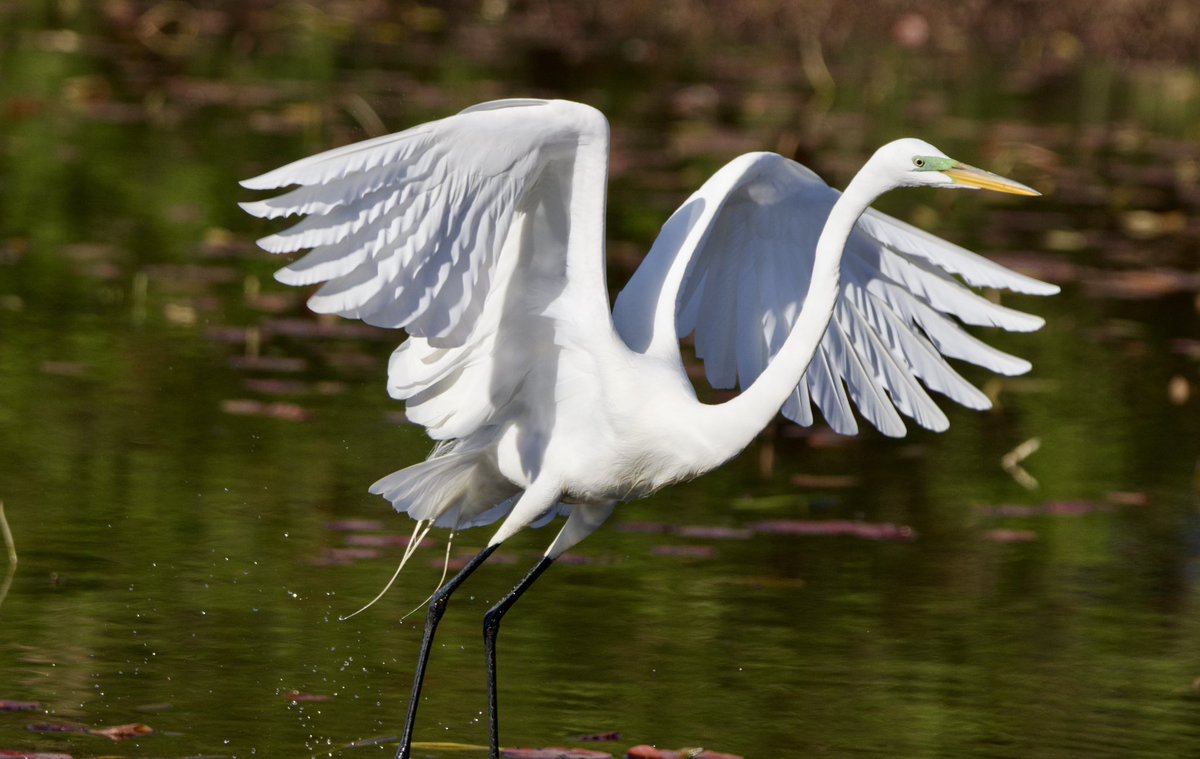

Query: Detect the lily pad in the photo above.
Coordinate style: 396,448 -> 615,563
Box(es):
673,526 -> 752,541
87,723 -> 153,741
649,545 -> 717,560
25,725 -> 87,736
220,398 -> 310,422
753,520 -> 915,541
982,529 -> 1039,543
626,747 -> 743,759
502,749 -> 612,759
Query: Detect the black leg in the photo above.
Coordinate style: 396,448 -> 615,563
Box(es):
483,555 -> 554,759
396,543 -> 498,759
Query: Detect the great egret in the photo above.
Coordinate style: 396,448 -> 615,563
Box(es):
240,99 -> 1055,759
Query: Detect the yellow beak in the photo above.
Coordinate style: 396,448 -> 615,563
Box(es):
944,163 -> 1041,196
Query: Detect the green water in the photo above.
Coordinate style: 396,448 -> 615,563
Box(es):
1,5 -> 1198,758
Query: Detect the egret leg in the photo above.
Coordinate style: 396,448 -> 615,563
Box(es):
396,543 -> 498,759
483,555 -> 554,758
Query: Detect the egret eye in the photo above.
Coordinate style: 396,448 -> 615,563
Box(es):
913,157 -> 926,168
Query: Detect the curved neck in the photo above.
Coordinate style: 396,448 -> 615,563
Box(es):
692,168 -> 886,463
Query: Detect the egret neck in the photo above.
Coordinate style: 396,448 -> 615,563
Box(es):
692,163 -> 886,463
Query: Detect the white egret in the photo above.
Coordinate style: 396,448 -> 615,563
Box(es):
240,98 -> 1055,759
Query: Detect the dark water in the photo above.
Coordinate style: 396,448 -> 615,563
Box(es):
1,6 -> 1198,758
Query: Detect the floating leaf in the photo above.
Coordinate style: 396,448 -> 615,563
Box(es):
731,576 -> 806,590
977,501 -> 1112,518
87,723 -> 153,741
796,427 -> 851,449
730,494 -> 804,512
501,748 -> 612,759
990,252 -> 1078,285
626,746 -> 743,759
1082,268 -> 1197,300
614,522 -> 669,534
204,326 -> 253,345
0,701 -> 40,712
142,263 -> 239,286
220,399 -> 309,422
326,519 -> 385,532
247,292 -> 299,314
228,356 -> 307,372
306,547 -> 382,566
752,520 -> 915,541
264,317 -> 389,341
1169,338 -> 1200,360
26,725 -> 87,736
1107,491 -> 1150,507
789,473 -> 859,489
673,526 -> 752,541
975,505 -> 1039,518
345,534 -> 431,549
1043,501 -> 1111,516
242,378 -> 312,396
649,545 -> 718,560
555,553 -> 602,566
982,529 -> 1039,543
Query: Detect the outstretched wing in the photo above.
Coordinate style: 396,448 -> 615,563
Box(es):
241,99 -> 612,440
242,98 -> 576,346
616,151 -> 1057,438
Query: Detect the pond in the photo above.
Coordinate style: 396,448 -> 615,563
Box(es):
1,5 -> 1198,758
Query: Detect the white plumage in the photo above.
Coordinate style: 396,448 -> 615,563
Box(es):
242,99 -> 1055,555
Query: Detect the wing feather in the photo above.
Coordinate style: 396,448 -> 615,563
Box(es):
617,151 -> 1055,437
838,297 -> 948,431
823,317 -> 907,437
858,209 -> 1059,296
862,244 -> 1045,332
242,99 -> 612,452
241,100 -> 585,344
808,343 -> 858,435
850,284 -> 990,410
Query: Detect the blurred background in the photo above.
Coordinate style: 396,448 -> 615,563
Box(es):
0,2 -> 1198,757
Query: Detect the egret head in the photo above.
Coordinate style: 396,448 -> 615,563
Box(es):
871,138 -> 1040,196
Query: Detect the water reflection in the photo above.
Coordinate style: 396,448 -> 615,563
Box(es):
1,5 -> 1198,759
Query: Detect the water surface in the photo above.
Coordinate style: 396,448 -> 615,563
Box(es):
0,6 -> 1198,758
